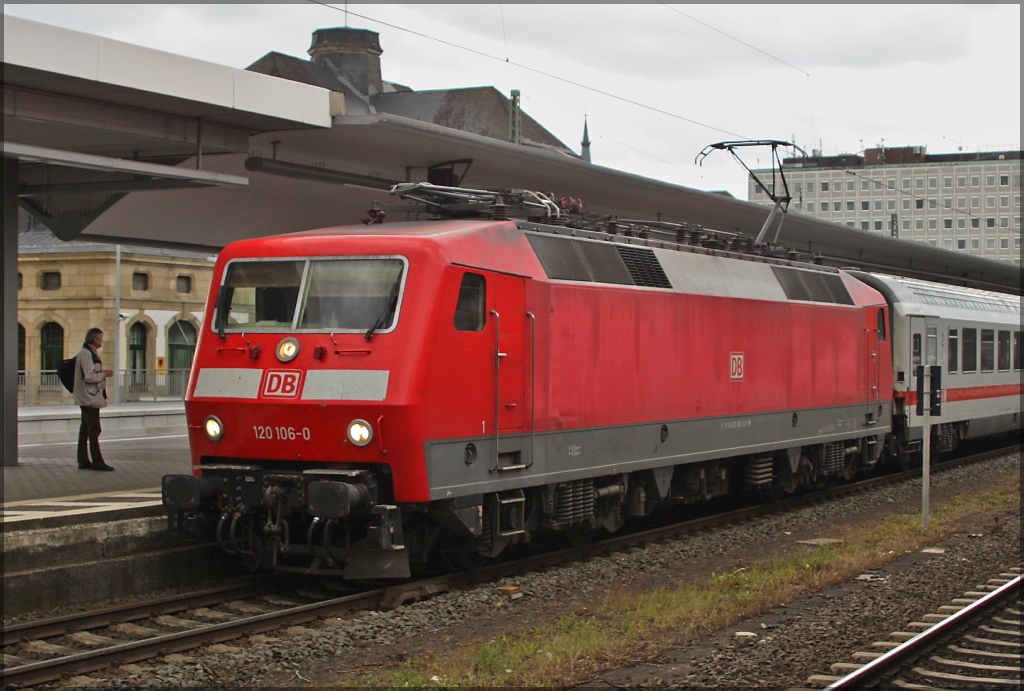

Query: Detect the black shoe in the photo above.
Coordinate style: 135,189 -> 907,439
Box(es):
78,464 -> 92,470
91,463 -> 115,471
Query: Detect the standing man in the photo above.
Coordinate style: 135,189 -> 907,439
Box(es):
74,327 -> 115,471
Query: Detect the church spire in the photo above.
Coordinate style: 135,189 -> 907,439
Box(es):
581,116 -> 591,163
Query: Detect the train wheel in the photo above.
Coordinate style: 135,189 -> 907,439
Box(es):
777,472 -> 799,495
441,535 -> 489,571
561,525 -> 595,547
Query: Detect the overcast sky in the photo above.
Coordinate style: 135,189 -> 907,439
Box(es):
5,3 -> 1020,198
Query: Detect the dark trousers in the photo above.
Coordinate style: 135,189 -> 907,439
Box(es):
77,406 -> 105,467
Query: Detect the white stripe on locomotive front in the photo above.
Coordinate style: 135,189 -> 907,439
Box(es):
192,368 -> 390,401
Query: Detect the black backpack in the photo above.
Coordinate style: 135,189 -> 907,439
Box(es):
57,357 -> 78,393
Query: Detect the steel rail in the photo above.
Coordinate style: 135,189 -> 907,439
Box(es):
1,587 -> 389,688
825,575 -> 1021,689
2,580 -> 271,647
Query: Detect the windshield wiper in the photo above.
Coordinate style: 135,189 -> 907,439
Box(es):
365,313 -> 386,342
214,286 -> 230,341
365,289 -> 399,342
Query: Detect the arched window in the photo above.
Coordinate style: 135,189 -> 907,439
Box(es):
40,322 -> 64,372
18,324 -> 26,372
168,320 -> 197,395
129,322 -> 148,391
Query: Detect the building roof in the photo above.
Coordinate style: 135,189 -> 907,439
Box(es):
19,220 -> 213,261
245,48 -> 573,154
781,147 -> 1021,169
372,87 -> 571,152
246,51 -> 376,116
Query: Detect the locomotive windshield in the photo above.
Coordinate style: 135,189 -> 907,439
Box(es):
216,257 -> 406,333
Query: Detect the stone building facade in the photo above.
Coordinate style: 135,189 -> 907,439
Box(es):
17,213 -> 215,402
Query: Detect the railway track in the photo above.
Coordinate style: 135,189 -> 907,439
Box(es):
2,443 -> 1015,689
1,580 -> 385,688
805,568 -> 1021,689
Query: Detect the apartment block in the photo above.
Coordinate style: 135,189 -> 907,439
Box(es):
748,146 -> 1021,264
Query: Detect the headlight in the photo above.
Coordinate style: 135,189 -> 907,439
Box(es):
203,415 -> 224,441
347,419 -> 373,446
276,337 -> 300,363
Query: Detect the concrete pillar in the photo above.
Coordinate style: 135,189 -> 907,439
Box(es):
3,158 -> 19,465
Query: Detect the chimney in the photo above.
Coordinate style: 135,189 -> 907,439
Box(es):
309,28 -> 383,96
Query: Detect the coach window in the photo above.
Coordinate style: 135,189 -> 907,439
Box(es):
454,273 -> 486,332
1014,332 -> 1021,371
911,333 -> 921,368
997,331 -> 1010,371
926,326 -> 938,366
947,329 -> 958,372
962,328 -> 977,372
980,329 -> 994,372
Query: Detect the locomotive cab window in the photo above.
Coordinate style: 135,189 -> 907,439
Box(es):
876,308 -> 886,341
219,260 -> 303,329
298,259 -> 405,331
454,272 -> 486,332
216,257 -> 406,333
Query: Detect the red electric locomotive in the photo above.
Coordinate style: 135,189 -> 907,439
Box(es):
163,190 -> 893,578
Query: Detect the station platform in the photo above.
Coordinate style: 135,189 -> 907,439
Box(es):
3,404 -> 250,616
17,400 -> 186,445
4,402 -> 191,531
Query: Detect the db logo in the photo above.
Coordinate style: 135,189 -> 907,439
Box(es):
729,353 -> 744,381
262,370 -> 303,398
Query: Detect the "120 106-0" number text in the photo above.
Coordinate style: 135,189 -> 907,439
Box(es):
253,425 -> 311,441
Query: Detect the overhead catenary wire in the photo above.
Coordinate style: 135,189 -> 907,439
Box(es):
598,135 -> 702,179
308,1 -> 749,141
657,3 -> 964,151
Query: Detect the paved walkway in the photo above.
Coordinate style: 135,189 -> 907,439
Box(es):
4,403 -> 192,529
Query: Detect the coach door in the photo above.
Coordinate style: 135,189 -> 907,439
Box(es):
865,307 -> 885,425
492,273 -> 527,432
908,316 -> 939,427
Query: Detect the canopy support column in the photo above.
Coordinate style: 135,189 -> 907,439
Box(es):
3,157 -> 19,465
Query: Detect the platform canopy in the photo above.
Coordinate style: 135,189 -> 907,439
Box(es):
3,15 -> 333,239
2,14 -> 337,465
79,113 -> 1020,294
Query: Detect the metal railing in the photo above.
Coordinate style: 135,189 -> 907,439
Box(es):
17,369 -> 191,406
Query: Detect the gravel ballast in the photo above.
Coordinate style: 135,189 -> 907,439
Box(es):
40,452 -> 1020,688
